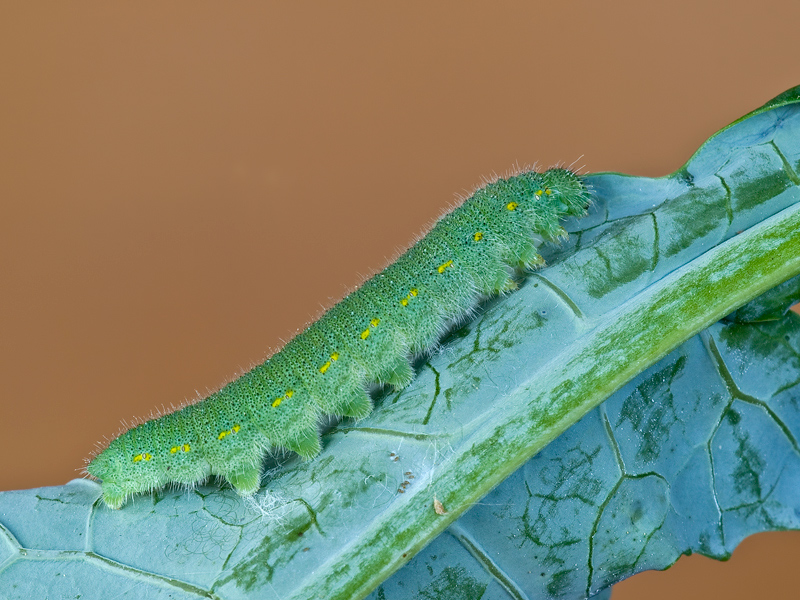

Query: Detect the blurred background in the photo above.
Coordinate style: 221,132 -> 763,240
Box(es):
1,2 -> 799,598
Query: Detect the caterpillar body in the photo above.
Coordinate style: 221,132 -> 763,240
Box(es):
86,167 -> 592,509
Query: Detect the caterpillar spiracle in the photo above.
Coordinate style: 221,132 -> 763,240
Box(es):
86,167 -> 592,509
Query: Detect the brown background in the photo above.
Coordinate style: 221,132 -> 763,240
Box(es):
2,2 -> 799,597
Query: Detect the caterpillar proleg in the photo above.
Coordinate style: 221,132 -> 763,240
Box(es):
86,167 -> 592,509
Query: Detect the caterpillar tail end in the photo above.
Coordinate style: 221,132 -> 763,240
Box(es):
87,452 -> 128,509
99,482 -> 127,510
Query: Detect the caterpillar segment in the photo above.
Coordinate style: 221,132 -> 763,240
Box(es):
86,167 -> 592,508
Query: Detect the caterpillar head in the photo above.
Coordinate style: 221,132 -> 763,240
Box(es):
542,168 -> 592,217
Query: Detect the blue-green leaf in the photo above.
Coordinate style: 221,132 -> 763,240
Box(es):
371,313 -> 800,599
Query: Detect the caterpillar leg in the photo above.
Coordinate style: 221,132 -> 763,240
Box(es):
517,245 -> 546,271
493,276 -> 518,293
485,268 -> 517,294
378,359 -> 414,390
284,427 -> 322,460
340,389 -> 373,420
227,467 -> 262,496
541,225 -> 568,243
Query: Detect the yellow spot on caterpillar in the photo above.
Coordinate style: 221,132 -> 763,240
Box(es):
473,231 -> 483,241
218,424 -> 241,440
506,201 -> 518,211
272,390 -> 293,408
331,352 -> 339,361
170,446 -> 178,454
319,361 -> 331,374
360,328 -> 371,340
133,454 -> 143,463
144,453 -> 152,461
545,188 -> 552,195
401,287 -> 420,307
370,318 -> 380,327
535,189 -> 543,196
437,260 -> 453,274
182,444 -> 191,452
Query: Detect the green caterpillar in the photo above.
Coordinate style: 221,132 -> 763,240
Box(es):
86,167 -> 592,509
